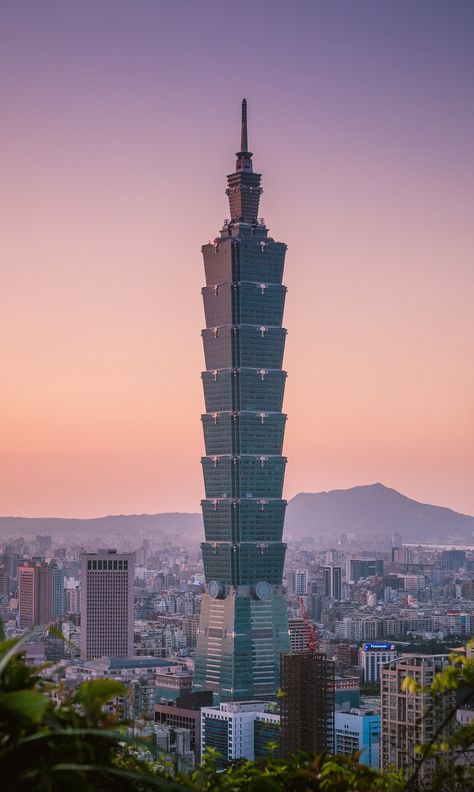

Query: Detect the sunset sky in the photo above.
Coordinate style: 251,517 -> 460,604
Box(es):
1,1 -> 473,518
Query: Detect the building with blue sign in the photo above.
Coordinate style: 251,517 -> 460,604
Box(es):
359,642 -> 397,683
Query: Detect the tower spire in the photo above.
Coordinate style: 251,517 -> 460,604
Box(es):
236,98 -> 253,172
241,98 -> 248,152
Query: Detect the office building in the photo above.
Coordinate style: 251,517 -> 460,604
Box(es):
156,726 -> 195,774
280,652 -> 335,756
52,564 -> 66,617
323,566 -> 342,601
307,592 -> 322,622
359,642 -> 397,683
333,642 -> 359,669
66,584 -> 80,614
200,701 -> 280,768
381,655 -> 456,781
194,100 -> 290,701
440,549 -> 466,572
254,711 -> 281,758
334,676 -> 361,711
36,535 -> 52,556
155,667 -> 193,702
125,676 -> 156,722
391,547 -> 413,565
348,558 -> 384,582
326,549 -> 339,565
0,549 -> 21,583
288,617 -> 309,653
18,561 -> 53,627
0,565 -> 9,598
80,549 -> 134,659
335,707 -> 381,769
155,691 -> 213,763
287,569 -> 308,597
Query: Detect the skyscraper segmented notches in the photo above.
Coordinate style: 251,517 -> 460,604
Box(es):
194,101 -> 290,701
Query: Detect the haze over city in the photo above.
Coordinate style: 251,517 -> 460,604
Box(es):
1,0 -> 473,519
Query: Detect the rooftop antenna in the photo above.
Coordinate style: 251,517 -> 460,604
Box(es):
241,98 -> 248,152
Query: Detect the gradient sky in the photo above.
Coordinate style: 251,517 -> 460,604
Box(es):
1,1 -> 473,518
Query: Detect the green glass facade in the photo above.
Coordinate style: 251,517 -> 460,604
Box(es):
194,101 -> 290,701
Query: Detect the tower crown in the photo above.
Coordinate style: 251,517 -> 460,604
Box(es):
227,99 -> 262,224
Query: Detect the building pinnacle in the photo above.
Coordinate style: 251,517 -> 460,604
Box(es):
236,98 -> 253,172
241,98 -> 248,152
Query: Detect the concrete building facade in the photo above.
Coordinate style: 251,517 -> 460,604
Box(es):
80,549 -> 134,659
381,655 -> 456,781
359,642 -> 397,683
335,708 -> 381,768
18,561 -> 53,627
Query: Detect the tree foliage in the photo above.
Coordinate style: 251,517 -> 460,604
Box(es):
3,628 -> 474,791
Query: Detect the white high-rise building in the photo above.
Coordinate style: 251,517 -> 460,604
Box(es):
200,702 -> 280,766
359,643 -> 397,683
287,569 -> 308,596
80,549 -> 135,660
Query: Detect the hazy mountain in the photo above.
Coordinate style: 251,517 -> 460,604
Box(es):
0,512 -> 202,541
1,484 -> 472,542
285,483 -> 474,540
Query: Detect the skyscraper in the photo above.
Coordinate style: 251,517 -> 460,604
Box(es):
287,569 -> 308,597
80,549 -> 134,660
194,100 -> 290,701
381,655 -> 456,782
18,561 -> 53,627
323,566 -> 342,601
280,652 -> 335,757
52,563 -> 66,617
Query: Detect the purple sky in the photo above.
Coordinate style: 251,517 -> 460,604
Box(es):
1,1 -> 473,517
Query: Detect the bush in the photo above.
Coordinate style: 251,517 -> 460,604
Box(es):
4,628 -> 474,791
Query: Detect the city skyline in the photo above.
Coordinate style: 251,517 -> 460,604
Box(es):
1,1 -> 473,518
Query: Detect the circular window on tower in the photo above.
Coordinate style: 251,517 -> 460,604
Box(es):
255,580 -> 272,600
208,580 -> 225,599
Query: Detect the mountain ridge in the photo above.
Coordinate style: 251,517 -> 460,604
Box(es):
285,483 -> 474,539
0,484 -> 472,540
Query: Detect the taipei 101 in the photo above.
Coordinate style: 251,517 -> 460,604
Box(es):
1,4 -> 473,790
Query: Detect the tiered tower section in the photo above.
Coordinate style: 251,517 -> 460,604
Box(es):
194,101 -> 290,702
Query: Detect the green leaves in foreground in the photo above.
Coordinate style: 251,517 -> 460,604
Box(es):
74,678 -> 126,719
4,619 -> 474,791
0,688 -> 49,722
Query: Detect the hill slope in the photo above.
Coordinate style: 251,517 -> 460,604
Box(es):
285,483 -> 474,540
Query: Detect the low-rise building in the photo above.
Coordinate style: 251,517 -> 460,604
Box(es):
201,702 -> 280,768
335,707 -> 381,768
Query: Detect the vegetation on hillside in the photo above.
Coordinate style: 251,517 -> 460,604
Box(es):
1,626 -> 474,791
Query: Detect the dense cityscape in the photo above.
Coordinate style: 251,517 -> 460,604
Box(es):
2,488 -> 474,780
